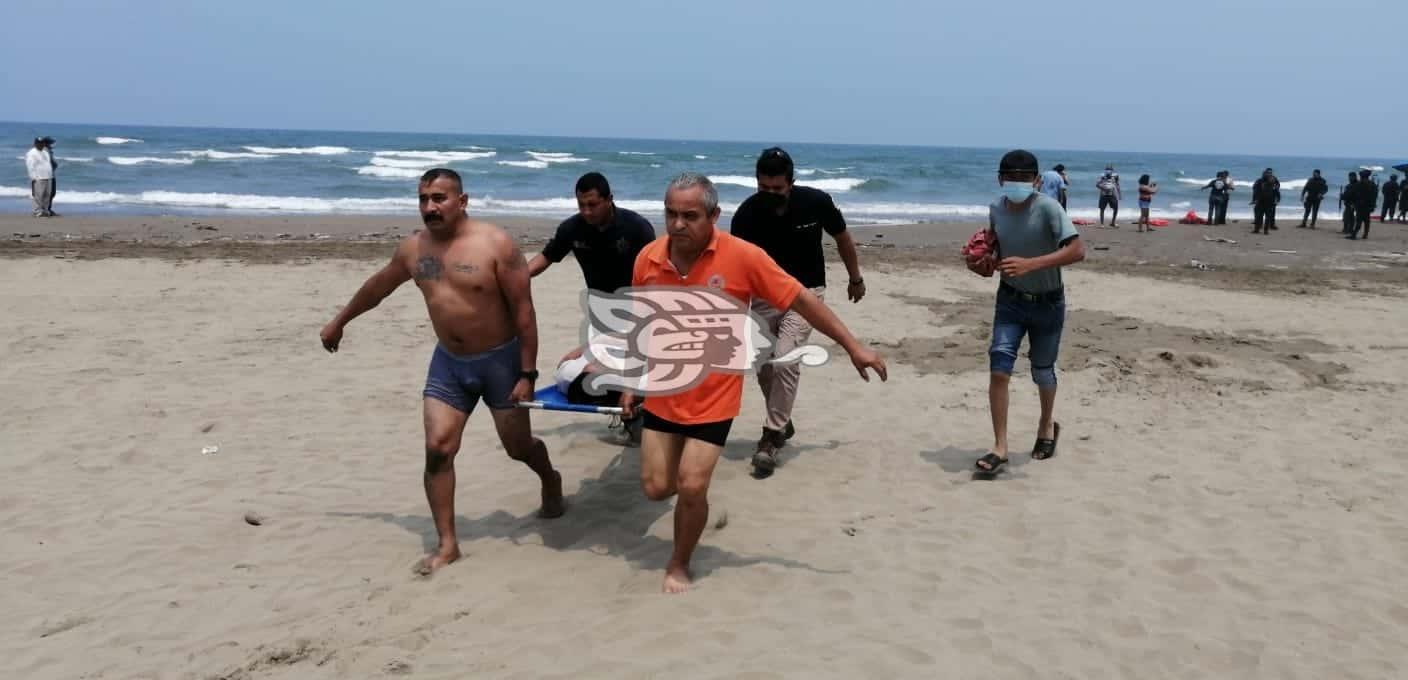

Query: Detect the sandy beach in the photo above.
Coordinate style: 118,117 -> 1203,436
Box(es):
4,213 -> 1408,679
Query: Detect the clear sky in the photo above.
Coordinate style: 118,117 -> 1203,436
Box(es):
3,0 -> 1405,158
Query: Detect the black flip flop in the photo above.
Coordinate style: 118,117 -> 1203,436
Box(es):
975,452 -> 1008,474
1032,423 -> 1061,461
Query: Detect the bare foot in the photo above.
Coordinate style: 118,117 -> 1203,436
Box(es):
538,470 -> 565,519
662,561 -> 692,594
413,545 -> 462,577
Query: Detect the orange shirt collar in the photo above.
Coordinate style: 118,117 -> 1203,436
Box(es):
648,226 -> 722,265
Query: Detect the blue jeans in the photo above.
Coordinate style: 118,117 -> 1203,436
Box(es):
989,284 -> 1066,386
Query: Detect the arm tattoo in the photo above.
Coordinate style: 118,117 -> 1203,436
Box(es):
414,256 -> 443,281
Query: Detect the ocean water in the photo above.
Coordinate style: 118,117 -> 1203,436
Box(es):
2,121 -> 1396,224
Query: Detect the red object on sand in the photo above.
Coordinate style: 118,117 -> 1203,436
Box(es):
1178,210 -> 1208,225
1072,218 -> 1095,226
1148,218 -> 1170,227
962,228 -> 999,277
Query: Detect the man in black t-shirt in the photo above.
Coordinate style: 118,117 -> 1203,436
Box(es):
1299,169 -> 1329,228
1201,171 -> 1232,225
1381,175 -> 1400,223
1348,169 -> 1378,240
729,147 -> 865,475
528,172 -> 657,293
1251,168 -> 1281,235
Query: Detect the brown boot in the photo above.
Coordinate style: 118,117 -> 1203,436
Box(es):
751,427 -> 786,473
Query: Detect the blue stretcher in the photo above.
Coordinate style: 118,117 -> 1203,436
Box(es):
517,385 -> 623,415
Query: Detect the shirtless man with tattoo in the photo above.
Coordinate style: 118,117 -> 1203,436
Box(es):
320,168 -> 565,575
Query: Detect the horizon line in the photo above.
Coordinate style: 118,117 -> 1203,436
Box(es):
1,118 -> 1397,165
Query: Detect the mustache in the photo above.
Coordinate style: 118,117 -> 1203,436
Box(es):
422,213 -> 443,223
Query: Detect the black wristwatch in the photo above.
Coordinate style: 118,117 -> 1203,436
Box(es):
520,369 -> 539,382
849,277 -> 864,285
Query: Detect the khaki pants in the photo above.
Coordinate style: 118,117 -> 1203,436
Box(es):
752,286 -> 824,431
32,179 -> 53,216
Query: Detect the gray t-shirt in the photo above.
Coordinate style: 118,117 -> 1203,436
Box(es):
988,193 -> 1080,294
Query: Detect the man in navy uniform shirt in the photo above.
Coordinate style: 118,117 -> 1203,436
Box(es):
529,172 -> 656,293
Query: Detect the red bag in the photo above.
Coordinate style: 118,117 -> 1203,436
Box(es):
962,228 -> 999,277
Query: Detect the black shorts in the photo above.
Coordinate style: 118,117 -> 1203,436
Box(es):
642,410 -> 733,447
1099,195 -> 1118,210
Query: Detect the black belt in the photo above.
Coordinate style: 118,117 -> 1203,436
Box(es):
999,281 -> 1064,303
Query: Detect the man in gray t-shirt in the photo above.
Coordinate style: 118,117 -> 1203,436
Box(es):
975,149 -> 1086,477
989,188 -> 1080,294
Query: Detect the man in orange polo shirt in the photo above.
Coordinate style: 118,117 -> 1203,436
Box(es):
620,172 -> 887,593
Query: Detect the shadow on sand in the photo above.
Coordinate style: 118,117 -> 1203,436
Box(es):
331,433 -> 842,584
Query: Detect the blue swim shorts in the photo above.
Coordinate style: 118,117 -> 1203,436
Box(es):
423,337 -> 521,413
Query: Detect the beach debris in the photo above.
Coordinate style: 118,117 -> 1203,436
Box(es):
714,508 -> 729,530
201,445 -> 220,455
36,615 -> 94,639
1093,245 -> 1110,251
1189,259 -> 1211,271
1203,236 -> 1238,244
1078,434 -> 1092,441
244,511 -> 265,526
1159,351 -> 1176,361
842,526 -> 858,536
312,233 -> 331,240
275,233 -> 293,239
1266,264 -> 1289,270
1268,249 -> 1297,255
385,660 -> 412,675
200,422 -> 216,433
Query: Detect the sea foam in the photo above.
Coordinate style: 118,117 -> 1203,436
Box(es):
374,150 -> 496,163
108,156 -> 196,166
242,146 -> 351,155
177,150 -> 276,160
